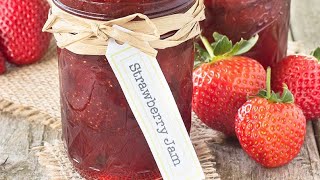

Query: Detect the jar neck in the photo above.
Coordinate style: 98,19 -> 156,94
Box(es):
53,0 -> 195,20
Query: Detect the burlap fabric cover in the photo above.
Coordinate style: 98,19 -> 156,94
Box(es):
0,42 -> 60,129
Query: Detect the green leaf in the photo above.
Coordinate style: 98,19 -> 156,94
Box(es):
195,43 -> 210,69
280,84 -> 295,103
257,90 -> 268,98
194,32 -> 259,67
231,35 -> 259,56
195,43 -> 210,63
311,47 -> 320,61
213,32 -> 225,42
210,42 -> 218,49
270,92 -> 281,103
213,36 -> 233,56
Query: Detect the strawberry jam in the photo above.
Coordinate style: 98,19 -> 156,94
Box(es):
201,0 -> 291,68
54,0 -> 195,179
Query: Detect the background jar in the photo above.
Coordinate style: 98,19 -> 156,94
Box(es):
54,0 -> 196,179
201,0 -> 291,68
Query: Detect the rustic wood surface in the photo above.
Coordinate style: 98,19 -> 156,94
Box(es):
0,0 -> 320,179
212,122 -> 320,180
0,113 -> 61,180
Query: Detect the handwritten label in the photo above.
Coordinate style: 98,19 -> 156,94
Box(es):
106,39 -> 205,180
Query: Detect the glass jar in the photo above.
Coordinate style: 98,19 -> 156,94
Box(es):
201,0 -> 291,68
54,0 -> 195,179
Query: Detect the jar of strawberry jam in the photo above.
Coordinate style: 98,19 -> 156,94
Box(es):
53,0 -> 196,179
201,0 -> 291,68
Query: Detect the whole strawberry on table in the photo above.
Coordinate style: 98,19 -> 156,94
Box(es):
193,33 -> 266,136
272,48 -> 320,121
0,0 -> 51,74
235,67 -> 306,168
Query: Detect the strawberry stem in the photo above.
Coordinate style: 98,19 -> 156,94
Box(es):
266,67 -> 271,99
256,67 -> 294,104
200,36 -> 214,59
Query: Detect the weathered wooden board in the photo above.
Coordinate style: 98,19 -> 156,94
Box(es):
0,113 -> 61,180
212,122 -> 320,180
313,121 -> 320,155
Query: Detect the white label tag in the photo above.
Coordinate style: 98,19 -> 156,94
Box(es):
106,39 -> 205,180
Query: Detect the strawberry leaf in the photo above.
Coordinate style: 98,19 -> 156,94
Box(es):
257,90 -> 267,97
231,35 -> 259,56
311,47 -> 320,61
213,32 -> 225,42
195,43 -> 210,62
195,32 -> 259,66
213,36 -> 233,56
211,42 -> 218,48
195,43 -> 210,69
270,92 -> 280,102
279,84 -> 295,103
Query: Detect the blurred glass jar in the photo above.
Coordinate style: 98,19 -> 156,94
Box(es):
53,0 -> 196,179
201,0 -> 291,68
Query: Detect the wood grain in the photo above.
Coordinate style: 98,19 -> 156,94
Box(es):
313,120 -> 320,155
0,113 -> 61,179
211,122 -> 320,180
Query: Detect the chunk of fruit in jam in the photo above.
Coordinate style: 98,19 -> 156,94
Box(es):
201,0 -> 290,68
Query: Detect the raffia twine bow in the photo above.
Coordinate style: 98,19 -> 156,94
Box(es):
43,0 -> 205,57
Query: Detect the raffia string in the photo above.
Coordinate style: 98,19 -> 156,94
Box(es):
43,0 -> 205,57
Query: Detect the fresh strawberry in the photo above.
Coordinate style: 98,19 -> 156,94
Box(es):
272,48 -> 320,120
0,0 -> 51,65
193,33 -> 266,136
235,67 -> 306,168
0,51 -> 6,74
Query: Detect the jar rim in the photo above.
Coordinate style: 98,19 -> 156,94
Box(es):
53,0 -> 195,21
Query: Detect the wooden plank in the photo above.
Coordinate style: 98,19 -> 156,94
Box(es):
314,120 -> 320,156
211,122 -> 320,180
290,0 -> 320,52
0,113 -> 61,179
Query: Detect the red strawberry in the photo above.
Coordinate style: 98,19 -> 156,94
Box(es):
0,0 -> 51,65
235,68 -> 306,168
193,33 -> 266,136
272,48 -> 320,120
0,51 -> 6,74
